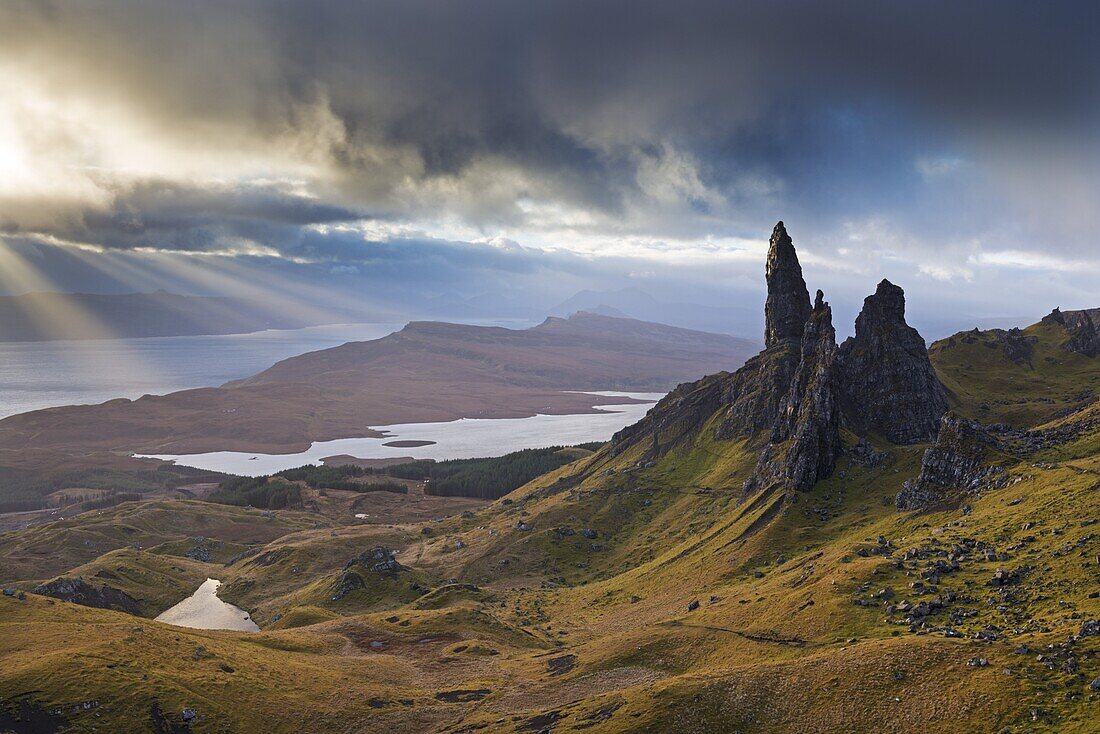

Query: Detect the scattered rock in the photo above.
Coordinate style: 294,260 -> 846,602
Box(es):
434,689 -> 491,703
547,654 -> 576,676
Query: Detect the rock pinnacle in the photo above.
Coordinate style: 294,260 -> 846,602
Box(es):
764,221 -> 812,348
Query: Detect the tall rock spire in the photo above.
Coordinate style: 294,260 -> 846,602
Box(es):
837,279 -> 948,444
746,289 -> 841,493
764,221 -> 812,348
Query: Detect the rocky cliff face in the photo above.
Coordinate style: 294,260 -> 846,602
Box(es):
1043,307 -> 1100,357
746,291 -> 842,493
33,576 -> 144,616
837,280 -> 949,444
610,372 -> 727,461
763,221 -> 812,348
895,414 -> 996,510
609,222 -> 948,496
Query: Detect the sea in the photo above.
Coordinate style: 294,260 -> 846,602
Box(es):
0,323 -> 403,419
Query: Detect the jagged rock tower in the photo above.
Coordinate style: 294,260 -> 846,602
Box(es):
764,222 -> 812,347
837,279 -> 948,444
747,289 -> 842,492
610,221 -> 950,496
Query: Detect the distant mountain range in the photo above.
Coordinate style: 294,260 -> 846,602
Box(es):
549,287 -> 763,337
0,291 -> 391,342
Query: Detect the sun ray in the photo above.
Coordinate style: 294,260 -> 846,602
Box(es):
0,238 -> 169,389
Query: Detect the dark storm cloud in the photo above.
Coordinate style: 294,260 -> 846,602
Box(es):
1,0 -> 1098,323
0,179 -> 366,254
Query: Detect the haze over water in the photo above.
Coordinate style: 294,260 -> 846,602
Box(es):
0,323 -> 401,418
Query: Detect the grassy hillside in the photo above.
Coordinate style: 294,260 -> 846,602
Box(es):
0,500 -> 320,585
930,321 -> 1100,427
3,413 -> 1096,732
1,317 -> 1098,732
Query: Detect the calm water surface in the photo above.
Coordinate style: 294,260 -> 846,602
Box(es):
142,392 -> 662,475
155,578 -> 260,632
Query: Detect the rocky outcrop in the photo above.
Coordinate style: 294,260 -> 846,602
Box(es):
1043,307 -> 1100,357
33,576 -> 143,615
763,221 -> 812,348
609,223 -> 951,497
343,546 -> 404,575
837,280 -> 948,444
332,547 -> 406,600
611,372 -> 727,460
746,291 -> 841,493
611,222 -> 816,461
715,222 -> 814,440
995,327 -> 1037,365
896,414 -> 997,510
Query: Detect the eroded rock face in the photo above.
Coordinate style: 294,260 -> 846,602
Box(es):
763,221 -> 812,348
837,279 -> 948,444
33,576 -> 143,615
611,372 -> 727,459
1044,307 -> 1100,357
896,414 -> 995,510
608,223 -> 951,497
747,291 -> 841,493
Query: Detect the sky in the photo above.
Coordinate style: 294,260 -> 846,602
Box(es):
1,1 -> 1098,339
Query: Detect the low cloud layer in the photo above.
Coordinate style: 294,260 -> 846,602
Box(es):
1,1 -> 1097,333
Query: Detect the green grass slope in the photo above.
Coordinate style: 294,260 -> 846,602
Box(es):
930,321 -> 1100,427
2,316 -> 1099,732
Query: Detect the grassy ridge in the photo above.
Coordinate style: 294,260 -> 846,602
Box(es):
929,321 -> 1100,427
